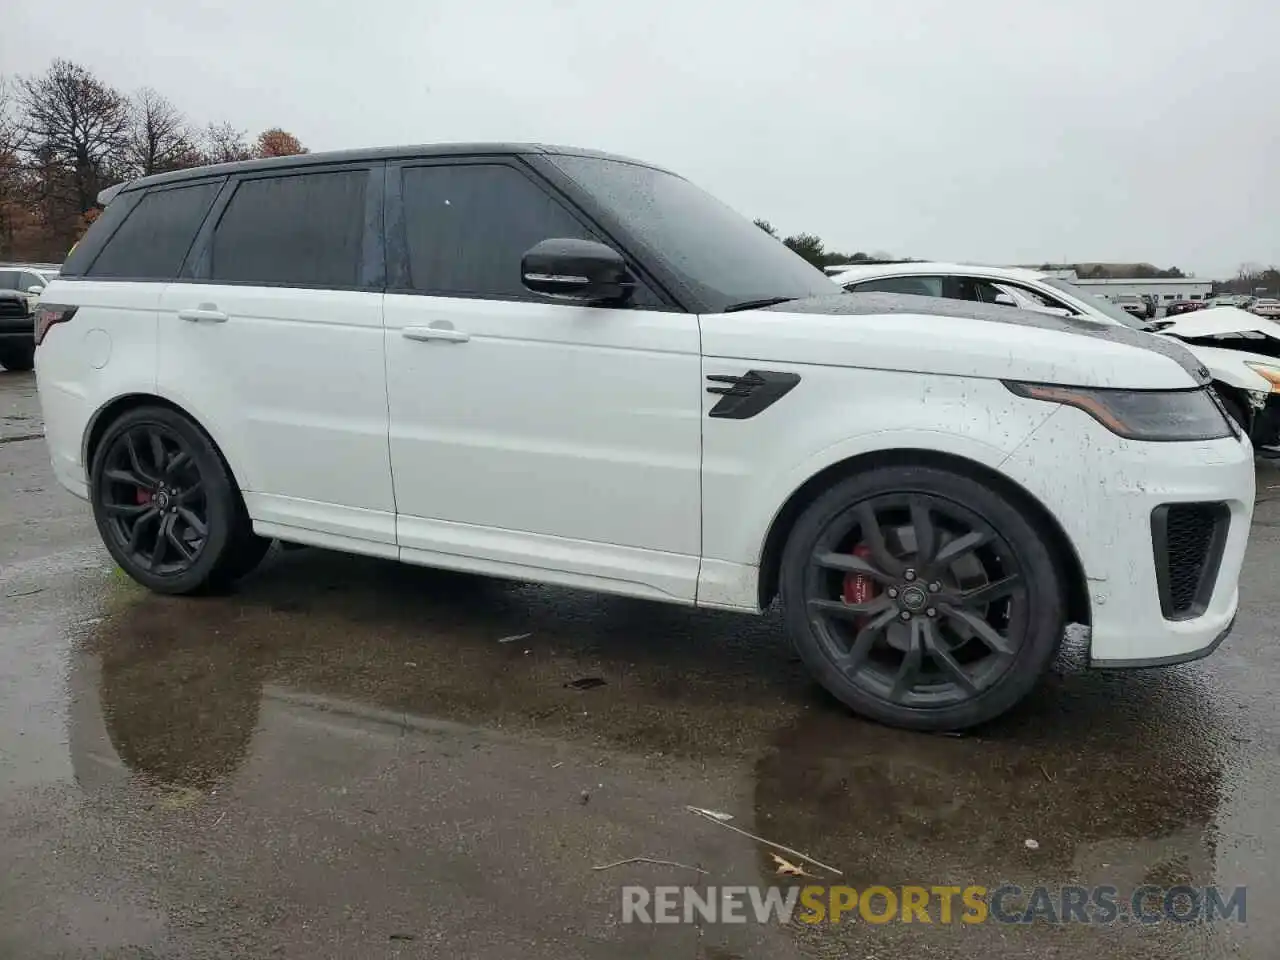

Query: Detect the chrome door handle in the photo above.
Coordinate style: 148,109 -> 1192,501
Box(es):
402,324 -> 470,343
177,306 -> 228,323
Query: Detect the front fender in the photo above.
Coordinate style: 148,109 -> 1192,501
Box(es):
699,366 -> 1057,567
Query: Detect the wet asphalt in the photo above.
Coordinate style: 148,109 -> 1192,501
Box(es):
2,368 -> 1279,959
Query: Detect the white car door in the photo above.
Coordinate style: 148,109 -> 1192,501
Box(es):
157,164 -> 397,550
383,159 -> 702,602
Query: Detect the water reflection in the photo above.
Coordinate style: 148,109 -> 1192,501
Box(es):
78,547 -> 1225,883
69,546 -> 1236,957
77,546 -> 811,789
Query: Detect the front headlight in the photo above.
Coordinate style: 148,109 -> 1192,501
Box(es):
1245,362 -> 1280,393
1004,382 -> 1234,441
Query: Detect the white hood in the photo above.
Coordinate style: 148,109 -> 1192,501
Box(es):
702,293 -> 1206,391
1157,306 -> 1280,341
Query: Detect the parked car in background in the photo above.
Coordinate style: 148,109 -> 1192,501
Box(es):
831,261 -> 1280,449
0,266 -> 53,310
1110,294 -> 1149,318
32,142 -> 1254,732
0,289 -> 34,371
1208,295 -> 1256,310
1249,298 -> 1280,318
1166,300 -> 1206,317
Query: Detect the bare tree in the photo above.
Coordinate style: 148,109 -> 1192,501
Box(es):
0,76 -> 19,157
128,87 -> 199,176
17,59 -> 130,213
202,122 -> 252,164
0,76 -> 24,256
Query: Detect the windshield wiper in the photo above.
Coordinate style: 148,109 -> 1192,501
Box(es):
722,296 -> 799,313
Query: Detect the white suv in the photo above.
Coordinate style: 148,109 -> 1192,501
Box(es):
35,144 -> 1255,731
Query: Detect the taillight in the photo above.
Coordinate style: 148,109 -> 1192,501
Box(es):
34,304 -> 77,345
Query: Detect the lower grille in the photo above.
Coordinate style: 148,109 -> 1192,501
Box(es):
0,299 -> 27,320
1151,503 -> 1229,620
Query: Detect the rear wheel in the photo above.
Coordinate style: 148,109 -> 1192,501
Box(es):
779,465 -> 1065,731
90,406 -> 268,594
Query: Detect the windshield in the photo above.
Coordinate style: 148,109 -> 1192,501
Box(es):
547,155 -> 837,312
1040,277 -> 1148,329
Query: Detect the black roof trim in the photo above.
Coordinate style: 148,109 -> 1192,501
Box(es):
97,142 -> 670,205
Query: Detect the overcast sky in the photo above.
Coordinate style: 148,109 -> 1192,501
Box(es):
5,0 -> 1278,278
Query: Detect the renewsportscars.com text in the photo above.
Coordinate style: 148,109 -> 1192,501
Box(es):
621,884 -> 1246,925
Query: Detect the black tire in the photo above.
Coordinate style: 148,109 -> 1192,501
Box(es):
779,464 -> 1065,731
0,346 -> 35,371
208,524 -> 273,589
90,405 -> 260,595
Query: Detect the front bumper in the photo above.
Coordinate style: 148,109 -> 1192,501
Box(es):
1091,615 -> 1234,668
999,405 -> 1255,666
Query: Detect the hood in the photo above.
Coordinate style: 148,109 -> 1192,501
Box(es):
1155,306 -> 1280,342
698,292 -> 1209,391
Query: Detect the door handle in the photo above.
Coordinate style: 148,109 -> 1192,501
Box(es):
402,324 -> 470,343
177,306 -> 228,323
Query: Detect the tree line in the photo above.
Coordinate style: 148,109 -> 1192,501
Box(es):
1215,264 -> 1280,297
0,60 -> 308,262
753,219 -> 889,269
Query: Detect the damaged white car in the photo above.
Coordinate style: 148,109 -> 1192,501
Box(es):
1147,307 -> 1280,450
831,262 -> 1280,453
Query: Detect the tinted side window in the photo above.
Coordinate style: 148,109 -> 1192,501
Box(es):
211,171 -> 367,287
850,276 -> 944,297
0,271 -> 18,291
402,164 -> 594,299
86,182 -> 221,279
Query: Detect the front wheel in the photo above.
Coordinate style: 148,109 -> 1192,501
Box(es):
90,406 -> 265,594
779,465 -> 1065,731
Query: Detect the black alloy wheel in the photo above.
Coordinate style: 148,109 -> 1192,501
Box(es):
780,465 -> 1064,731
98,423 -> 209,576
805,493 -> 1025,706
91,406 -> 268,594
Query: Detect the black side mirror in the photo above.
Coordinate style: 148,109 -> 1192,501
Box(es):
521,238 -> 635,305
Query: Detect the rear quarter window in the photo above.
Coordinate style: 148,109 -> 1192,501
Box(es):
209,170 -> 368,288
85,181 -> 223,280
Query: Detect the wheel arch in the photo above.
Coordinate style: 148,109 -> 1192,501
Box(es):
755,447 -> 1091,627
83,393 -> 249,495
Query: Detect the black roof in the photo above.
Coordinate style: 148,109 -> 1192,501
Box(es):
99,142 -> 667,205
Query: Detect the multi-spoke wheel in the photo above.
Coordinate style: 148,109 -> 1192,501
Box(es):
780,464 -> 1065,731
90,406 -> 268,594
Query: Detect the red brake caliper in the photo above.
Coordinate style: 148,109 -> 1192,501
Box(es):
841,544 -> 877,626
135,487 -> 152,505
